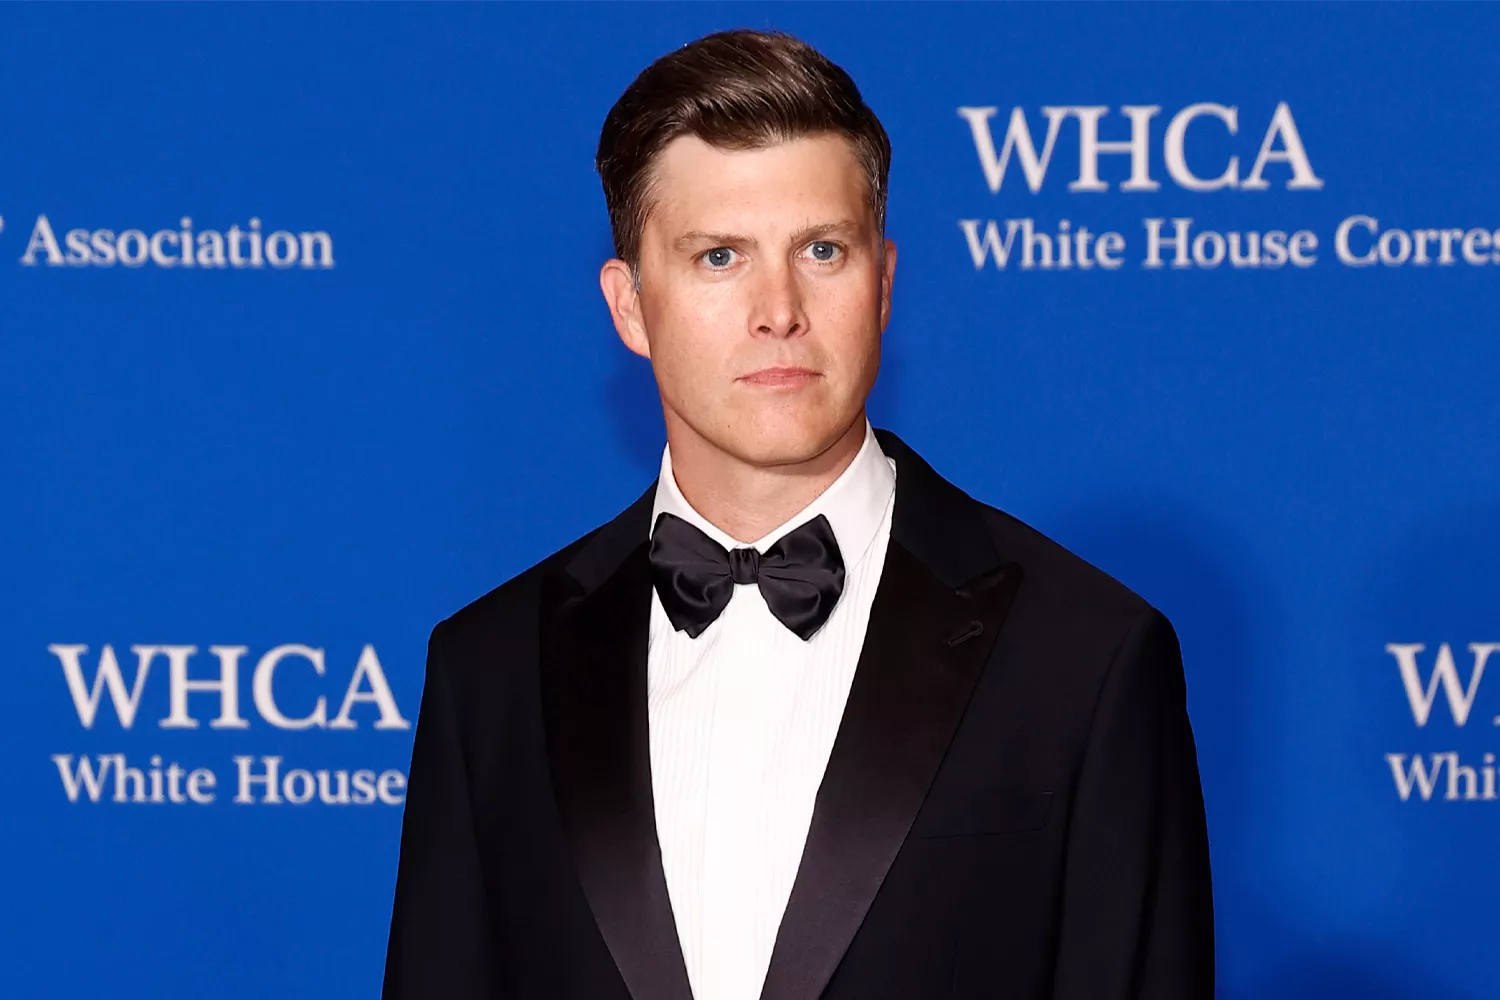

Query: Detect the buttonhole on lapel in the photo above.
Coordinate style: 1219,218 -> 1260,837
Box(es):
956,564 -> 1012,602
946,620 -> 985,646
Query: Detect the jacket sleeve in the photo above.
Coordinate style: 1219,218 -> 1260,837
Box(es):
1051,607 -> 1215,1000
383,623 -> 505,998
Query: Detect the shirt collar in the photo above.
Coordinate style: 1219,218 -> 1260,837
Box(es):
650,420 -> 897,570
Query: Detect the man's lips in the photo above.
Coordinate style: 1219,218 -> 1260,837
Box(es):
738,366 -> 821,387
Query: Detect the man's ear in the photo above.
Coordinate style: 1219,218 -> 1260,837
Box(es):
599,258 -> 651,359
878,238 -> 898,332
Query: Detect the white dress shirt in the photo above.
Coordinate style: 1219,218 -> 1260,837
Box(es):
646,421 -> 898,1000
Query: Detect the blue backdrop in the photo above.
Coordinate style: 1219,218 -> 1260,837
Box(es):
4,4 -> 1498,998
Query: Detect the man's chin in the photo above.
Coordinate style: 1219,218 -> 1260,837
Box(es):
718,416 -> 863,471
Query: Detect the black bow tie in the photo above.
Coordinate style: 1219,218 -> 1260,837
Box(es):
648,511 -> 846,641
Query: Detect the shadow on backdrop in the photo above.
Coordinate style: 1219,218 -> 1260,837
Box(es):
606,350 -> 666,479
1236,951 -> 1470,1000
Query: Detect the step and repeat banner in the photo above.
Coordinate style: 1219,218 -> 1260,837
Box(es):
3,4 -> 1496,998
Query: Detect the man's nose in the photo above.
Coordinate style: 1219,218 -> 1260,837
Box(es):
748,259 -> 809,339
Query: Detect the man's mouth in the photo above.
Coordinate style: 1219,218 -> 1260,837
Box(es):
738,366 -> 821,387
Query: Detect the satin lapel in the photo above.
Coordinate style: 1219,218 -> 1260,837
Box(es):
539,499 -> 695,1000
759,432 -> 1023,1000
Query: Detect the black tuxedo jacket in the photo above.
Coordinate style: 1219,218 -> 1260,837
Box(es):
382,430 -> 1214,1000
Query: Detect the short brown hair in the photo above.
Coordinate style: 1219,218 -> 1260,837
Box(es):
595,29 -> 892,269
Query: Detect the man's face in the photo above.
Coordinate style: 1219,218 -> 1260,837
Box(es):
601,133 -> 896,470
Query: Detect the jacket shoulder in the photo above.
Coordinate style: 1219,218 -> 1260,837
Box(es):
978,501 -> 1155,623
427,524 -> 598,662
973,500 -> 1181,723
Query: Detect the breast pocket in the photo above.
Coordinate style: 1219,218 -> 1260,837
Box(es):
907,790 -> 1053,839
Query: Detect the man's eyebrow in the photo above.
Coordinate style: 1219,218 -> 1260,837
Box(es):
788,219 -> 864,245
671,220 -> 866,254
672,231 -> 754,253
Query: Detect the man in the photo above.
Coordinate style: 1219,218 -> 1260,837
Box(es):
383,28 -> 1213,1000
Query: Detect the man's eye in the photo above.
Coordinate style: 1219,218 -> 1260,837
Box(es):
806,241 -> 842,262
702,247 -> 737,269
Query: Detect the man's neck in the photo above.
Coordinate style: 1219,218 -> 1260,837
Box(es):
665,417 -> 868,544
